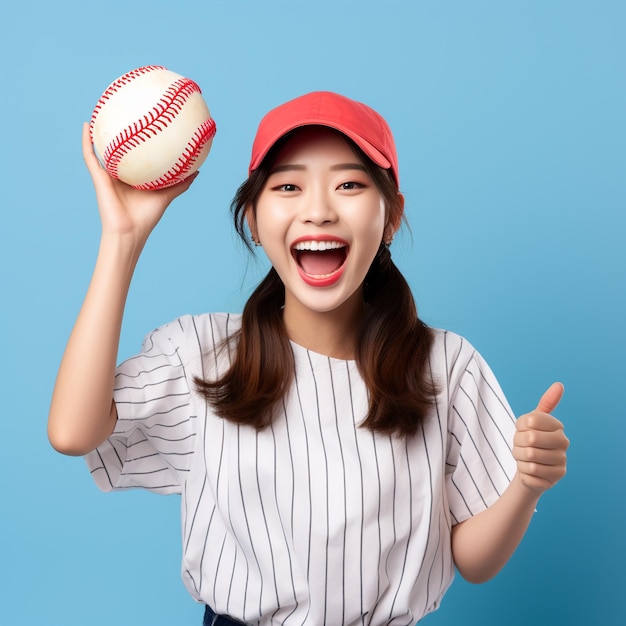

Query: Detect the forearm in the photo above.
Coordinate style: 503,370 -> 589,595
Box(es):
452,383 -> 569,584
451,473 -> 540,583
48,233 -> 144,455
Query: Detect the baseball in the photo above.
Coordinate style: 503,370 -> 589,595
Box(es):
89,65 -> 216,190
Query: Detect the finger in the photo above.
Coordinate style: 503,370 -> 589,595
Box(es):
516,411 -> 565,433
517,460 -> 567,485
82,122 -> 105,176
514,427 -> 569,450
163,170 -> 200,199
148,171 -> 200,207
513,443 -> 568,465
535,382 -> 564,414
516,473 -> 553,493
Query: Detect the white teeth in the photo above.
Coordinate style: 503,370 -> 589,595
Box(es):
293,240 -> 347,252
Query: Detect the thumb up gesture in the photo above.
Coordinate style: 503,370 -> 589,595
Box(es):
513,383 -> 570,495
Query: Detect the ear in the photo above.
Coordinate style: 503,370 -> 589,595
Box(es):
245,206 -> 258,240
384,192 -> 404,242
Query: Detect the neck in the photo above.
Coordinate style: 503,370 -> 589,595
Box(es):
282,291 -> 364,360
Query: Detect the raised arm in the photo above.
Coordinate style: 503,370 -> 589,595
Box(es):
48,124 -> 198,456
451,382 -> 570,583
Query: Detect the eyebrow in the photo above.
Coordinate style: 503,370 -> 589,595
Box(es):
330,163 -> 367,172
269,162 -> 367,174
270,164 -> 306,174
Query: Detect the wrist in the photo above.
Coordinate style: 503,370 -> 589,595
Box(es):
98,230 -> 147,267
510,471 -> 544,506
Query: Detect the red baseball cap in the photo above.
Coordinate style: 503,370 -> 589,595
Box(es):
248,91 -> 399,185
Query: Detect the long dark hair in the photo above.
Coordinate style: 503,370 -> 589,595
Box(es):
195,129 -> 437,436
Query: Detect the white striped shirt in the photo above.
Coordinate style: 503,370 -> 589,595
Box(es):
86,313 -> 517,625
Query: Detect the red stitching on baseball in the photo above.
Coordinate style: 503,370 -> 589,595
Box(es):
89,66 -> 165,135
134,117 -> 217,190
94,75 -> 208,183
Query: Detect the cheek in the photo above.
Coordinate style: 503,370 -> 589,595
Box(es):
353,200 -> 386,241
256,196 -> 291,225
255,202 -> 282,239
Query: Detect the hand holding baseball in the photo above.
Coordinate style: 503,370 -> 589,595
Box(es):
513,383 -> 570,495
82,123 -> 197,240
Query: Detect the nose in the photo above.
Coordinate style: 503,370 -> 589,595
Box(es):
299,186 -> 337,226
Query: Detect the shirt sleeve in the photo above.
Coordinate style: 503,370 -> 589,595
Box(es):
443,333 -> 518,524
85,318 -> 197,495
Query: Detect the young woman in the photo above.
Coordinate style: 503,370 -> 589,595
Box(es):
48,91 -> 569,625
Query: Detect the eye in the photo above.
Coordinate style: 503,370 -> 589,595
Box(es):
273,183 -> 299,192
338,181 -> 365,191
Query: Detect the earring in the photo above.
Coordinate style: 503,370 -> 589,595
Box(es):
382,226 -> 394,247
251,234 -> 261,247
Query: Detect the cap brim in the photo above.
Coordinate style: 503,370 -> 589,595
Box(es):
249,121 -> 392,173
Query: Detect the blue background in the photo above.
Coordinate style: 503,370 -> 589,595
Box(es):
1,1 -> 624,624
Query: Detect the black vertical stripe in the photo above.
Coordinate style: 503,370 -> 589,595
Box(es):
236,425 -> 258,620
427,354 -> 448,607
226,548 -> 240,615
292,368 -> 314,583
306,350 -> 330,623
198,503 -> 217,592
94,448 -> 114,489
185,567 -> 199,596
345,363 -> 366,624
281,398 -> 297,550
327,358 -> 348,623
389,438 -> 415,619
368,431 -> 383,626
384,435 -> 398,618
270,418 -> 299,623
213,532 -> 229,604
456,454 -> 489,509
419,423 -> 435,615
452,405 -> 501,496
459,368 -> 513,480
192,315 -> 219,596
254,429 -> 279,613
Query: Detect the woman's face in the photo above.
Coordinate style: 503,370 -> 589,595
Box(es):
250,127 -> 394,329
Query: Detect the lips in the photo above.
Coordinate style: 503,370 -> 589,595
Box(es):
291,236 -> 349,287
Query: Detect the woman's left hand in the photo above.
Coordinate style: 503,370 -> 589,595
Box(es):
513,382 -> 570,495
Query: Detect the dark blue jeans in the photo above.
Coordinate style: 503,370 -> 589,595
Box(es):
203,605 -> 249,626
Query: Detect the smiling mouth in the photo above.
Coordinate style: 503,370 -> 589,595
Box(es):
291,240 -> 348,280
